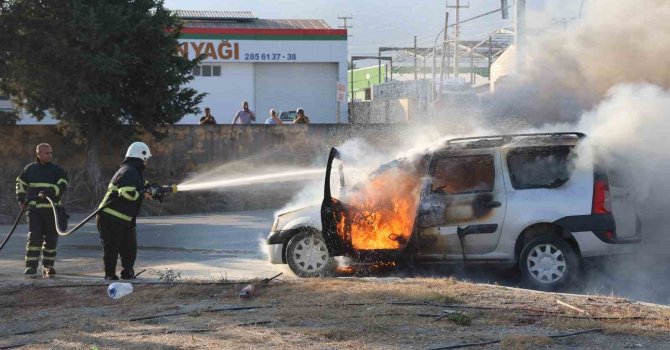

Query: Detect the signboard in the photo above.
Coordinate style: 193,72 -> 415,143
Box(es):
177,40 -> 346,63
336,82 -> 346,102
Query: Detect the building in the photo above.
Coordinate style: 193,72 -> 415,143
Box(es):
176,10 -> 348,124
348,65 -> 388,101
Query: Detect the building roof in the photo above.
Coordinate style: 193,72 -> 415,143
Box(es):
172,10 -> 256,21
173,10 -> 333,30
182,18 -> 333,30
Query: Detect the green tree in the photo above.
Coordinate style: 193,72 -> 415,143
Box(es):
0,0 -> 204,196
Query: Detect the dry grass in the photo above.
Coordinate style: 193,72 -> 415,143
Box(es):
1,278 -> 669,349
500,334 -> 553,350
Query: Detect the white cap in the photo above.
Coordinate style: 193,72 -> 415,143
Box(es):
125,142 -> 152,161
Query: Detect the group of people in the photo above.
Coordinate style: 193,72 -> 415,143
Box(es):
199,101 -> 310,125
16,142 -> 155,280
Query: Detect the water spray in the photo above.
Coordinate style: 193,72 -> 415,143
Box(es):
177,169 -> 324,192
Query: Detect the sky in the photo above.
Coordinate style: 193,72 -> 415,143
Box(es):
163,0 -> 584,57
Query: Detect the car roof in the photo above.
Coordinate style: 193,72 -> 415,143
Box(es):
444,132 -> 585,150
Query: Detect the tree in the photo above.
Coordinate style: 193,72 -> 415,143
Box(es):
0,0 -> 204,197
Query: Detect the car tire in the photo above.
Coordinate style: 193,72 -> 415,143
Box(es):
286,230 -> 335,278
519,236 -> 580,291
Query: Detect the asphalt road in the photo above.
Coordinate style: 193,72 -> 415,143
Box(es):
0,209 -> 290,282
1,209 -> 668,305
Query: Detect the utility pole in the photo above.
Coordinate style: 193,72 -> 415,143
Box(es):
448,0 -> 468,79
414,36 -> 418,80
438,11 -> 449,97
337,15 -> 353,37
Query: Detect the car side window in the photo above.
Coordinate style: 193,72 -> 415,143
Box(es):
507,146 -> 575,190
431,155 -> 495,194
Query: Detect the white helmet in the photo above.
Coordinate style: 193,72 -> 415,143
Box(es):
125,142 -> 152,161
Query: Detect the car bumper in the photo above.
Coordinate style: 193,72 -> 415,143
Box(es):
554,213 -> 642,244
572,231 -> 639,257
267,243 -> 284,264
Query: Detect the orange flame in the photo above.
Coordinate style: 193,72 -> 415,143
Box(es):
337,168 -> 422,250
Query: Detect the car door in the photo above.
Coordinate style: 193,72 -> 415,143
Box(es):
416,149 -> 507,258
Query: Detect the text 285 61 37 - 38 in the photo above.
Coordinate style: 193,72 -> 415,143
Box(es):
244,53 -> 297,61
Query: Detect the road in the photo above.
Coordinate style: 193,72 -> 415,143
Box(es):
0,209 -> 290,282
1,209 -> 669,305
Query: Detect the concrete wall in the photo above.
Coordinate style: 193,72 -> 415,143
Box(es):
0,124 -> 409,222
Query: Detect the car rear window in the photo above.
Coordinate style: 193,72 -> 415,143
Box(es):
432,155 -> 494,194
507,146 -> 575,190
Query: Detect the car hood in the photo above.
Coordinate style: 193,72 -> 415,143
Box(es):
274,204 -> 321,232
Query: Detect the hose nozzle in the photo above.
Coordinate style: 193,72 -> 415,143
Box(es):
161,184 -> 178,194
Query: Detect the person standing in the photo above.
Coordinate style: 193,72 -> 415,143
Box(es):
293,108 -> 310,124
15,143 -> 68,276
264,109 -> 283,125
232,101 -> 256,124
199,107 -> 217,125
96,142 -> 153,280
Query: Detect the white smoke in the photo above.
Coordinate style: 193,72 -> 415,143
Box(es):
491,0 -> 670,126
575,83 -> 670,213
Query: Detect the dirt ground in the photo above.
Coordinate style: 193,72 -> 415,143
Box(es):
1,276 -> 669,350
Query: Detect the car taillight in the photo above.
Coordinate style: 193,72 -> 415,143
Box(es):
593,179 -> 611,214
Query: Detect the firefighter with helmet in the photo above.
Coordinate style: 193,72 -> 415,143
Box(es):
97,141 -> 153,280
15,143 -> 68,276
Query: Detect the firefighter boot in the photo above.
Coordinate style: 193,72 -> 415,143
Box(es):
42,266 -> 56,277
24,266 -> 37,275
121,268 -> 135,280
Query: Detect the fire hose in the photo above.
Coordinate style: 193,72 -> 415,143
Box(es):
0,184 -> 176,253
0,208 -> 28,253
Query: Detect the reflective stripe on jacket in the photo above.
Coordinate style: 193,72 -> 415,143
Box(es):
16,162 -> 68,208
98,157 -> 147,226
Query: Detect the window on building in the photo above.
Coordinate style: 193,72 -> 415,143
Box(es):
432,155 -> 495,194
192,65 -> 220,77
507,146 -> 575,189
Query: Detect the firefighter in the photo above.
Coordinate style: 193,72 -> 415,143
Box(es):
15,143 -> 68,276
96,142 -> 153,280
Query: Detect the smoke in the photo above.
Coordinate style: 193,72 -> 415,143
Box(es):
575,83 -> 670,213
276,138 -> 393,213
490,0 -> 670,127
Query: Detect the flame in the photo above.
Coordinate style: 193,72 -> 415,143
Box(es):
335,265 -> 355,275
337,168 -> 422,250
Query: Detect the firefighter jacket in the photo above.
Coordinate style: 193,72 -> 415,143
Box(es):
15,161 -> 68,208
98,157 -> 149,227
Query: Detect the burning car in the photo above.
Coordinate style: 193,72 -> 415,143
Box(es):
267,132 -> 641,290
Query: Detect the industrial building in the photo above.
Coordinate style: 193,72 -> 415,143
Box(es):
176,10 -> 348,124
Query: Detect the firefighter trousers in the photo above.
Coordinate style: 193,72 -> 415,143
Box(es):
25,208 -> 58,268
96,214 -> 137,278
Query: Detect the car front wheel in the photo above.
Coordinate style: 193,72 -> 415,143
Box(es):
286,230 -> 335,278
519,236 -> 580,291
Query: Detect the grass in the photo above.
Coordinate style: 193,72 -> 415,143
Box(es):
447,313 -> 472,326
1,278 -> 668,349
500,335 -> 553,350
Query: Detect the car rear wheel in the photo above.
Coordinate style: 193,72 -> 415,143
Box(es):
286,230 -> 335,278
519,236 -> 580,291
